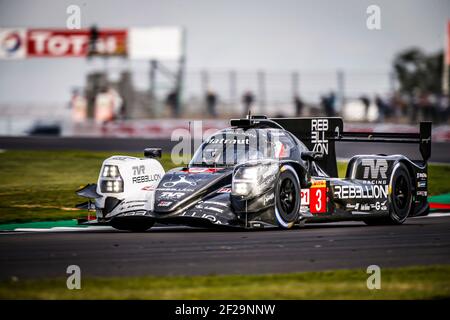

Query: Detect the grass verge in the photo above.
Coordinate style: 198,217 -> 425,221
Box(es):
0,150 -> 176,224
0,265 -> 449,299
0,150 -> 449,224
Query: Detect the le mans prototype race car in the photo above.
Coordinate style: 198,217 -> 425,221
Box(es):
76,116 -> 432,231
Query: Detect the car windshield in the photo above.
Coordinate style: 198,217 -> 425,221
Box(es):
189,128 -> 288,167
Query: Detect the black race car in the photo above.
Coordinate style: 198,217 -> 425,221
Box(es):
77,116 -> 431,231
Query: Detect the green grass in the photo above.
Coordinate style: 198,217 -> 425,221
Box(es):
0,265 -> 448,299
0,150 -> 449,224
423,163 -> 450,196
0,150 -> 177,224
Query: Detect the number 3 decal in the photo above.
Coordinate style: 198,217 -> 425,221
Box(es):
315,189 -> 322,212
310,187 -> 326,214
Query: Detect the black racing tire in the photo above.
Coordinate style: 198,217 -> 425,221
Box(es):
111,218 -> 155,232
364,162 -> 413,226
274,165 -> 301,229
388,163 -> 413,224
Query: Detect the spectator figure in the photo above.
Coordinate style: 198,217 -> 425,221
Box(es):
410,89 -> 421,123
94,86 -> 123,124
419,92 -> 432,121
70,89 -> 88,123
320,95 -> 327,116
242,91 -> 254,116
360,95 -> 371,121
390,92 -> 406,118
428,93 -> 438,122
166,89 -> 179,118
108,87 -> 124,121
327,91 -> 336,116
375,94 -> 388,122
321,91 -> 336,117
293,95 -> 304,117
205,90 -> 218,117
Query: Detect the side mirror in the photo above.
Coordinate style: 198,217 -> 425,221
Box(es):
301,151 -> 323,162
144,148 -> 162,159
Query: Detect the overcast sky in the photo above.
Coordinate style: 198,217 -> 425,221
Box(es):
0,0 -> 449,104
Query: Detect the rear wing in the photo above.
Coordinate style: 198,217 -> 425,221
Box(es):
339,122 -> 432,161
271,117 -> 432,177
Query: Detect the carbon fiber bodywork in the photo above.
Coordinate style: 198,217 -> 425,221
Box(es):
77,116 -> 431,229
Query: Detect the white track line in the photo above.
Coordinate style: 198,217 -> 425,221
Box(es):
13,226 -> 114,232
1,225 -> 191,233
413,212 -> 450,218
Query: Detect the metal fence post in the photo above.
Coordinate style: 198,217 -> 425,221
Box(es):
201,70 -> 209,94
257,70 -> 266,114
292,71 -> 300,97
149,60 -> 157,99
337,69 -> 346,112
229,70 -> 237,112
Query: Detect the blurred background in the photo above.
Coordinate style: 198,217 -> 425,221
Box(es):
0,0 -> 449,139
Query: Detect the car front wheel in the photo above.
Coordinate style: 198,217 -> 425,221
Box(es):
274,165 -> 301,229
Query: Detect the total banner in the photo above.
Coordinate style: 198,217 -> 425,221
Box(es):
0,27 -> 181,59
27,29 -> 127,57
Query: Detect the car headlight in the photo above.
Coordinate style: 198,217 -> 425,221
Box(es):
232,162 -> 278,198
100,165 -> 124,193
233,181 -> 250,195
240,167 -> 258,180
102,165 -> 120,178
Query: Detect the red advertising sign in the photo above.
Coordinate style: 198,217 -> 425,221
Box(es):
1,27 -> 182,60
26,29 -> 127,57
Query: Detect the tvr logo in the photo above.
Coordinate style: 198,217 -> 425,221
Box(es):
362,159 -> 388,179
160,191 -> 185,199
132,165 -> 146,175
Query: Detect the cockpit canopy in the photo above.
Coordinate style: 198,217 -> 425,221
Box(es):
189,128 -> 305,167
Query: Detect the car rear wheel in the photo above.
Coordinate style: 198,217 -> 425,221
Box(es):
388,163 -> 413,224
274,165 -> 301,229
364,162 -> 413,226
111,218 -> 155,232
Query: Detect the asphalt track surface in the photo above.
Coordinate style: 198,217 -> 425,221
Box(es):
0,136 -> 449,163
0,216 -> 449,280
